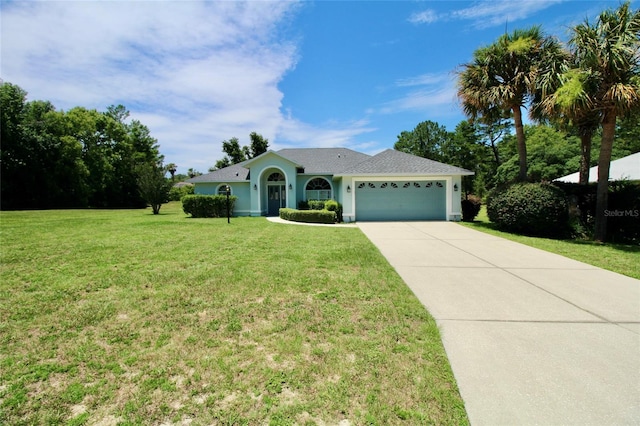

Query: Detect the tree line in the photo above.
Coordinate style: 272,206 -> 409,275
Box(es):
395,117 -> 639,198
453,2 -> 638,241
1,82 -> 166,210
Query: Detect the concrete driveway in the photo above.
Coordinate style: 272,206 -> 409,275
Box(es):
357,221 -> 640,426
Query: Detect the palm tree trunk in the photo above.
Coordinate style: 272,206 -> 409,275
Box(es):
594,111 -> 616,242
512,106 -> 527,182
578,133 -> 592,185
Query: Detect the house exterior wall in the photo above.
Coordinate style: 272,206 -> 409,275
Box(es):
246,154 -> 299,216
193,182 -> 252,216
296,174 -> 337,205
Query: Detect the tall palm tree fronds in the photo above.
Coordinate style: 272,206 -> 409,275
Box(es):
457,26 -> 565,182
534,66 -> 601,184
569,1 -> 640,241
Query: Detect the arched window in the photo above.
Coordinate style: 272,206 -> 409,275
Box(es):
217,184 -> 231,195
306,177 -> 332,200
267,172 -> 285,182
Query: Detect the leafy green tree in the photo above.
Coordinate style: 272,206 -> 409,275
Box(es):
394,120 -> 448,162
136,162 -> 172,214
494,125 -> 581,185
0,82 -> 164,210
24,101 -> 89,208
568,2 -> 640,241
0,82 -> 28,209
222,137 -> 246,164
211,158 -> 230,171
476,110 -> 512,167
212,132 -> 269,170
248,132 -> 269,158
458,26 -> 565,182
441,121 -> 484,195
615,113 -> 640,157
187,168 -> 202,178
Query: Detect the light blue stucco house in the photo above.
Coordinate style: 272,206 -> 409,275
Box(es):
188,148 -> 473,222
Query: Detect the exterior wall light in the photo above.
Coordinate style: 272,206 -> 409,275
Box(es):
253,184 -> 257,190
289,183 -> 292,190
454,183 -> 458,192
347,185 -> 351,193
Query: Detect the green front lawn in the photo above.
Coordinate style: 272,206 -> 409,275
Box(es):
462,207 -> 640,280
0,203 -> 468,425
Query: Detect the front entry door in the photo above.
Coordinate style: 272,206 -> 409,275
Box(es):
267,185 -> 286,216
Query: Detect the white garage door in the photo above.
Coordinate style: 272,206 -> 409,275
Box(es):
355,180 -> 446,221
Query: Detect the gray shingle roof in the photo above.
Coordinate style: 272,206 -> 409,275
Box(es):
277,148 -> 371,174
339,149 -> 474,175
187,161 -> 250,183
187,148 -> 472,183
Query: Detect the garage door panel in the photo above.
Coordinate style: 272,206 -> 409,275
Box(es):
355,181 -> 445,221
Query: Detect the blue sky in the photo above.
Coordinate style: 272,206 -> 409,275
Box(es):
1,0 -> 629,174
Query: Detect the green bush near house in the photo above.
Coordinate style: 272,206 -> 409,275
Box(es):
308,200 -> 326,210
284,199 -> 344,223
487,183 -> 569,237
182,194 -> 237,218
168,184 -> 194,201
461,195 -> 482,222
324,199 -> 343,223
280,208 -> 336,224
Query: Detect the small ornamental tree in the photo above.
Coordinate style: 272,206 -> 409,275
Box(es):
136,162 -> 172,214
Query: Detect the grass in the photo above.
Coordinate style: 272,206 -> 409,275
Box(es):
0,202 -> 468,425
462,206 -> 640,280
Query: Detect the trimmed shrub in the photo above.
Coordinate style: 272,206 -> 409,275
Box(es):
297,200 -> 309,210
308,200 -> 325,210
324,199 -> 343,223
279,208 -> 336,224
168,184 -> 194,201
461,195 -> 482,222
182,194 -> 237,218
487,183 -> 569,237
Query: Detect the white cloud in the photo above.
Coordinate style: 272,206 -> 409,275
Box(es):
452,0 -> 565,29
408,9 -> 439,24
1,0 -> 340,173
395,73 -> 450,87
409,0 -> 565,29
372,72 -> 459,117
276,117 -> 377,150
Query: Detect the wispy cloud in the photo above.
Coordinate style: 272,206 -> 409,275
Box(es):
409,0 -> 565,29
1,1 -> 375,172
408,9 -> 439,24
395,73 -> 450,88
370,72 -> 459,117
276,117 -> 377,150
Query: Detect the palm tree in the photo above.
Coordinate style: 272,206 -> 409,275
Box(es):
166,163 -> 177,181
570,2 -> 640,241
458,26 -> 565,182
535,67 -> 601,185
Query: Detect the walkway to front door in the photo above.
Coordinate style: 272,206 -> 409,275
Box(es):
267,185 -> 286,216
